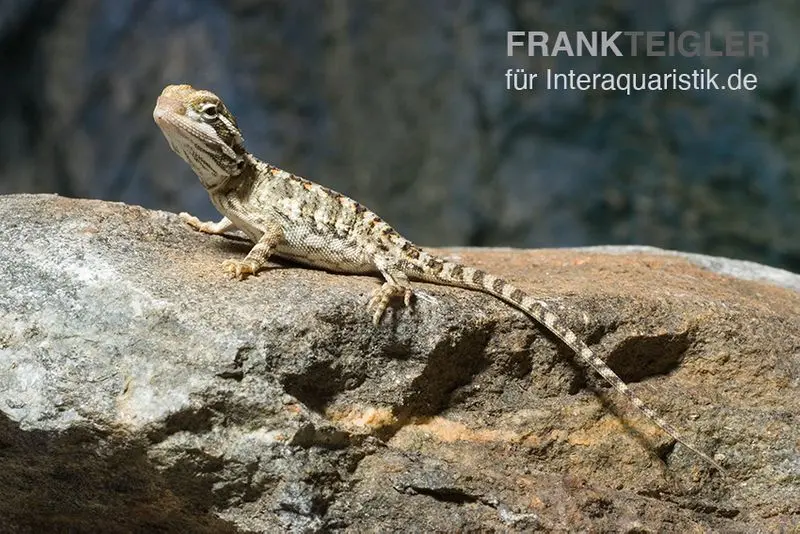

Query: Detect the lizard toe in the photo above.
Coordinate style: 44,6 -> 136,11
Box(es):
179,212 -> 202,230
222,259 -> 259,280
368,283 -> 413,324
403,288 -> 414,308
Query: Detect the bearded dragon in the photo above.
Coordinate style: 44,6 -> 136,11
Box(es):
153,84 -> 724,474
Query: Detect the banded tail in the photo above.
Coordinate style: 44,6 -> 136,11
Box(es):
410,251 -> 725,474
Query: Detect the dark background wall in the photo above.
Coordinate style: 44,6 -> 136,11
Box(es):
1,0 -> 798,271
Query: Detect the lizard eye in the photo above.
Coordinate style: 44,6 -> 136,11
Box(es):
200,103 -> 218,120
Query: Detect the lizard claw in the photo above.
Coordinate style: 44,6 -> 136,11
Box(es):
403,288 -> 413,307
368,283 -> 414,325
222,258 -> 261,280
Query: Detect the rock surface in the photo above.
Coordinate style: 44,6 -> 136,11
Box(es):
0,194 -> 798,533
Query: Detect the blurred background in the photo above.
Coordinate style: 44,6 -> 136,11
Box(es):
1,0 -> 798,271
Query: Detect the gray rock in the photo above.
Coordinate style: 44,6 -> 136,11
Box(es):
1,194 -> 798,532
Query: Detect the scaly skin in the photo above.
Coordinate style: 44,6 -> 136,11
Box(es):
153,84 -> 725,474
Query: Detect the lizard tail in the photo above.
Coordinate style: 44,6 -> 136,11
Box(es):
412,253 -> 725,474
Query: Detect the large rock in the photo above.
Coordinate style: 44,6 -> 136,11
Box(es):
0,194 -> 798,532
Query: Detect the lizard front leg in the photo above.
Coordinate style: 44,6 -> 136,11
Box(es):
180,213 -> 236,235
367,265 -> 414,325
222,225 -> 284,280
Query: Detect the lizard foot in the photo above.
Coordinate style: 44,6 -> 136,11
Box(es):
222,258 -> 262,280
180,212 -> 232,234
368,282 -> 413,325
179,212 -> 206,231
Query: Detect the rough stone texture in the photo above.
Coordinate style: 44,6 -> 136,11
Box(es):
0,194 -> 798,532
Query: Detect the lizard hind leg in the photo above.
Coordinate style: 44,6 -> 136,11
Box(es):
367,268 -> 414,325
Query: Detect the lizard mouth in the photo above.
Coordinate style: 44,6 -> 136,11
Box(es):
153,95 -> 188,137
153,96 -> 209,152
153,94 -> 206,146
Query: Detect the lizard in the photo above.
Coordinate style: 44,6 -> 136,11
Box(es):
153,83 -> 725,474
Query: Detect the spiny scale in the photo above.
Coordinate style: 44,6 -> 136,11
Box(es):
154,84 -> 725,474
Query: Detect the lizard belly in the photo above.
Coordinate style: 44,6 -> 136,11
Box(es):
276,227 -> 376,274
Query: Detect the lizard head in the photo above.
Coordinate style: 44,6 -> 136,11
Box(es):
153,84 -> 247,191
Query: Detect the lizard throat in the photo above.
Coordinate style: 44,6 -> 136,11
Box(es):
200,155 -> 254,194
